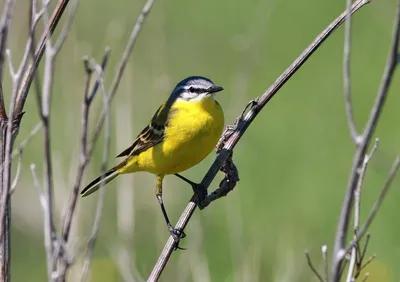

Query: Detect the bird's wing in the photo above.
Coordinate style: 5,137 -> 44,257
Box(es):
116,103 -> 174,158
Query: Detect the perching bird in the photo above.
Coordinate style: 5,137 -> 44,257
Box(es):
81,76 -> 224,242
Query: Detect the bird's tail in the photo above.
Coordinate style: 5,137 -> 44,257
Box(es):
81,167 -> 120,197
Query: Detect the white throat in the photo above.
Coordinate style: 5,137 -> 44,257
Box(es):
179,92 -> 214,102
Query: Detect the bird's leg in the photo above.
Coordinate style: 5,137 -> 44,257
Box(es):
155,175 -> 186,249
174,173 -> 207,203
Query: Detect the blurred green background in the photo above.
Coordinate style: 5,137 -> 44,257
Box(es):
3,0 -> 400,281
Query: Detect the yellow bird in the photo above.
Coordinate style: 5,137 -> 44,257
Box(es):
81,76 -> 224,241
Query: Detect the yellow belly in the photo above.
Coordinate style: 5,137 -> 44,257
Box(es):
121,97 -> 224,175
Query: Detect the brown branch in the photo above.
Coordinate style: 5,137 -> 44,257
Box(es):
0,0 -> 15,119
14,0 -> 71,116
147,1 -> 371,280
330,0 -> 400,279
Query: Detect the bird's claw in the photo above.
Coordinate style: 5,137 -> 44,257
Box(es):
191,183 -> 207,204
168,224 -> 186,250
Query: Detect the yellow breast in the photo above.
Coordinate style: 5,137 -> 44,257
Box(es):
129,97 -> 224,175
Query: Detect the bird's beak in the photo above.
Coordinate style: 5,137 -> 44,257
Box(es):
208,85 -> 224,93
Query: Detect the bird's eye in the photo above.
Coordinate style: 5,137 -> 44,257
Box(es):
189,87 -> 195,92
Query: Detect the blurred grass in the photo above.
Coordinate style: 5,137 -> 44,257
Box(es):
2,0 -> 400,281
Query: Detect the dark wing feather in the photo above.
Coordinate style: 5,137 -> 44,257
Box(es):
116,104 -> 172,158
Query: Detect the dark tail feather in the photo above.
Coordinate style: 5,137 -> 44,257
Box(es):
81,167 -> 119,197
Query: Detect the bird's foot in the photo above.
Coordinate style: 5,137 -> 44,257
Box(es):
192,183 -> 207,207
168,223 -> 186,250
174,174 -> 208,204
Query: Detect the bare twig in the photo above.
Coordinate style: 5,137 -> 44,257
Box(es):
321,245 -> 328,282
89,0 -> 156,152
60,50 -> 110,240
15,0 -> 71,115
305,251 -> 324,282
346,140 -> 379,282
39,3 -> 58,278
359,233 -> 371,266
331,0 -> 400,279
80,63 -> 111,282
31,0 -> 78,278
0,0 -> 15,119
56,49 -> 111,282
9,149 -> 21,194
361,273 -> 369,282
148,1 -> 370,280
343,0 -> 360,143
11,122 -> 42,158
30,164 -> 41,192
343,153 -> 400,257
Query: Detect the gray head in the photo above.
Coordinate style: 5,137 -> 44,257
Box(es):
171,76 -> 224,102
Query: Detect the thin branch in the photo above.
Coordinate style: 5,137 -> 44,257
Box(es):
305,251 -> 324,282
53,0 -> 78,53
331,0 -> 400,279
358,255 -> 376,274
60,49 -> 111,244
359,233 -> 371,265
321,245 -> 328,282
30,163 -> 41,192
80,63 -> 111,282
343,153 -> 400,257
39,2 -> 58,277
361,273 -> 369,282
9,148 -> 21,194
56,49 -> 111,282
0,0 -> 15,119
11,0 -> 46,97
5,49 -> 15,79
89,0 -> 156,152
148,1 -> 371,280
32,0 -> 78,277
11,122 -> 42,158
346,139 -> 379,282
343,0 -> 360,143
14,0 -> 71,115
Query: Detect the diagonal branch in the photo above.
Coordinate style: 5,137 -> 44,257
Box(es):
14,0 -> 71,115
89,0 -> 156,152
147,0 -> 371,280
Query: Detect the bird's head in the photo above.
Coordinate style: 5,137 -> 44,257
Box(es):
172,76 -> 224,102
